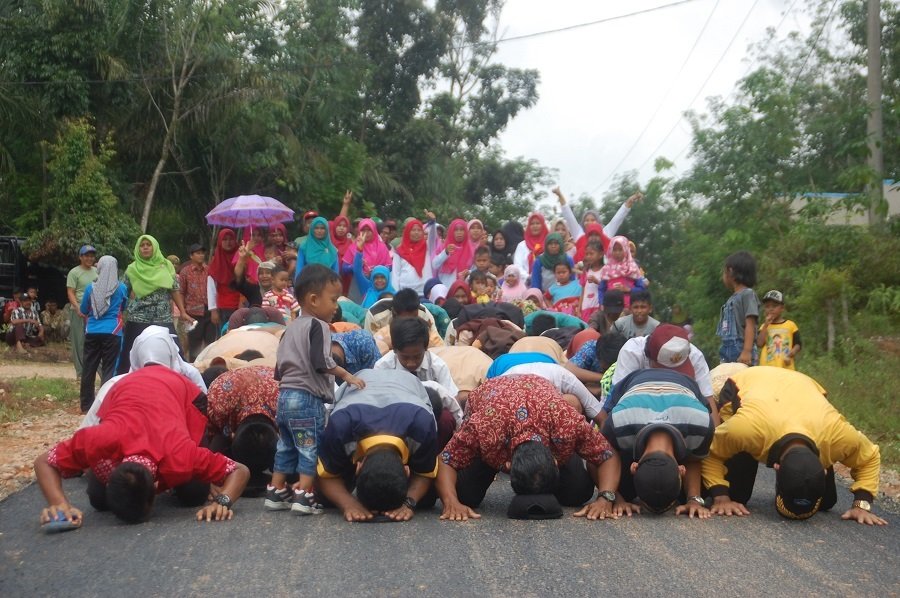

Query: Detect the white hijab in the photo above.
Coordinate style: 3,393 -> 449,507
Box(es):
129,325 -> 207,392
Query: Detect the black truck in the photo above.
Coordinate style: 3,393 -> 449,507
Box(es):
0,236 -> 68,309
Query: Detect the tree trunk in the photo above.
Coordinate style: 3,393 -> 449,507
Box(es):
841,290 -> 850,330
826,299 -> 835,353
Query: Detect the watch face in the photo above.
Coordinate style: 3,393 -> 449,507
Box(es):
855,500 -> 872,511
599,491 -> 615,502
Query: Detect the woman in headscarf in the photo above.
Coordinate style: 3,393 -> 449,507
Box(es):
428,283 -> 449,306
129,325 -> 206,392
447,280 -> 473,305
330,214 -> 354,294
468,219 -> 486,246
331,329 -> 381,375
117,235 -> 194,375
513,213 -> 548,278
433,219 -> 477,286
207,229 -> 240,331
391,218 -> 432,295
341,218 -> 392,277
573,222 -> 611,265
356,264 -> 396,309
551,218 -> 577,258
268,223 -> 294,255
529,232 -> 574,292
78,256 -> 129,413
295,216 -> 338,281
499,265 -> 529,302
552,186 -> 642,258
232,227 -> 267,284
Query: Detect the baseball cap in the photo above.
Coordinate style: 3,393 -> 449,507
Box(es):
507,494 -> 563,520
772,436 -> 825,520
632,451 -> 682,513
602,289 -> 625,315
79,244 -> 97,255
709,363 -> 748,400
763,290 -> 784,304
645,324 -> 695,377
303,210 -> 318,220
19,292 -> 31,302
188,243 -> 206,254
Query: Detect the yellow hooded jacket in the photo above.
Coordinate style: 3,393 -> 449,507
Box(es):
702,367 -> 880,500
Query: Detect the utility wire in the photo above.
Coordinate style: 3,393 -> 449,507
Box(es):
591,0 -> 722,194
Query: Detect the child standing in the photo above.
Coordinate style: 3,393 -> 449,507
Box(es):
579,241 -> 604,323
598,235 -> 645,309
262,268 -> 299,324
547,262 -> 582,315
266,264 -> 365,515
716,251 -> 760,365
756,289 -> 801,369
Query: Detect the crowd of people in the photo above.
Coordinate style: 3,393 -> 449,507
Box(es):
20,189 -> 887,530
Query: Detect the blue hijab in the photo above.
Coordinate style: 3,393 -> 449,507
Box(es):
486,351 -> 557,379
362,265 -> 395,308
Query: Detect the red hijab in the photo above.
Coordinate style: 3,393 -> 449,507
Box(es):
574,223 -> 611,263
439,219 -> 476,274
396,219 -> 427,276
208,229 -> 238,284
330,215 -> 353,259
447,280 -> 473,305
523,213 -> 548,267
269,223 -> 289,254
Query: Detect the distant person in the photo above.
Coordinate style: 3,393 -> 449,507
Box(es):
5,292 -> 44,354
610,289 -> 659,339
66,245 -> 98,379
265,265 -> 365,515
756,290 -> 801,369
178,243 -> 214,361
716,251 -> 760,365
40,299 -> 69,342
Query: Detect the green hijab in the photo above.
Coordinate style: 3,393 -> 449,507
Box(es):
125,234 -> 176,299
539,233 -> 567,270
300,216 -> 337,266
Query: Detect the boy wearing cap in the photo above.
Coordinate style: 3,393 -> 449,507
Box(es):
703,366 -> 886,525
601,368 -> 715,518
756,290 -> 801,369
66,245 -> 99,378
611,324 -> 720,425
179,243 -> 213,360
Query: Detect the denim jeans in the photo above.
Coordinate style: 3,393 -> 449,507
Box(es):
272,389 -> 326,476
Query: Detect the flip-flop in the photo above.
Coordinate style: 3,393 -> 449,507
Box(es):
42,510 -> 80,534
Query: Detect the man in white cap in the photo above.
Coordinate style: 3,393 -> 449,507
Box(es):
610,323 -> 719,424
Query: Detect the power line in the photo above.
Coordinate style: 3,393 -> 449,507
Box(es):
459,0 -> 704,49
591,0 -> 721,194
791,0 -> 840,88
632,0 -> 762,175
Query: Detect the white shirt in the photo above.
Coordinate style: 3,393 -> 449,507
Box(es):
611,336 -> 714,398
420,380 -> 464,425
391,252 -> 433,296
374,350 -> 460,398
502,362 -> 603,419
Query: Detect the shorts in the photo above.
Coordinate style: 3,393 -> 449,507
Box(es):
272,388 -> 326,476
719,339 -> 758,365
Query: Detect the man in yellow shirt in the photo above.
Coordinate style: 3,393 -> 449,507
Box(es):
703,366 -> 886,525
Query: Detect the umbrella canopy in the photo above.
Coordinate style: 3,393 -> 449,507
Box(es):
205,195 -> 294,229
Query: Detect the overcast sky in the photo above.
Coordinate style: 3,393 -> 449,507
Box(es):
493,0 -> 816,202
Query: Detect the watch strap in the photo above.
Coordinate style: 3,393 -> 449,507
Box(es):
403,496 -> 417,509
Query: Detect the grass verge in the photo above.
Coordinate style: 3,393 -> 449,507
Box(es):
801,337 -> 900,470
0,377 -> 80,425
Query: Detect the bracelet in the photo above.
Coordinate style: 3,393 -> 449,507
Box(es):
687,496 -> 706,507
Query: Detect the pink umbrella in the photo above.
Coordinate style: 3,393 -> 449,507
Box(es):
205,195 -> 294,229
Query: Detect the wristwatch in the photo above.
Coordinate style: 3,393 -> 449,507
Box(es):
852,500 -> 872,512
214,494 -> 233,509
688,496 -> 706,507
403,496 -> 417,509
598,490 -> 616,503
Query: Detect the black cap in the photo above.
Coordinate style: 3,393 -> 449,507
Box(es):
507,494 -> 563,520
188,243 -> 206,254
633,451 -> 682,513
634,423 -> 688,462
775,441 -> 825,520
603,289 -> 625,314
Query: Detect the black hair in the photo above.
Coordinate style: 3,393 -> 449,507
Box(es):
531,313 -> 556,336
474,246 -> 490,258
356,447 -> 408,512
332,303 -> 343,323
468,270 -> 488,285
202,365 -> 228,388
596,332 -> 628,372
295,264 -> 340,300
173,480 -> 211,507
585,241 -> 603,255
245,307 -> 269,325
510,441 -> 559,495
331,342 -> 347,369
232,415 -> 278,474
554,261 -> 572,273
390,316 -> 430,351
392,288 -> 421,315
630,289 -> 652,305
271,266 -> 288,277
424,385 -> 443,416
234,349 -> 264,362
378,291 -> 394,300
490,254 -> 509,267
724,251 -> 757,288
106,462 -> 155,524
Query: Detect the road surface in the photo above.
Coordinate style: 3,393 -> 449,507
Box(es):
0,468 -> 897,596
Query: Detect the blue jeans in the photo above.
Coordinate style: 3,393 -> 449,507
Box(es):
273,389 -> 326,476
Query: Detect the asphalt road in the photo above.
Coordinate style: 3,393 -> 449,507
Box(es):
1,468 -> 898,597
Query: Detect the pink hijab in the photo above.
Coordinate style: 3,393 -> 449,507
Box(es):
342,218 -> 392,274
438,218 -> 477,275
599,235 -> 642,280
499,265 -> 528,302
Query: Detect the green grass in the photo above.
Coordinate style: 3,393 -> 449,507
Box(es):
801,338 -> 900,470
0,377 -> 79,424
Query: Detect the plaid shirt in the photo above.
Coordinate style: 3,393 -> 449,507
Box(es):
178,263 -> 209,317
441,375 -> 614,471
11,305 -> 41,336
